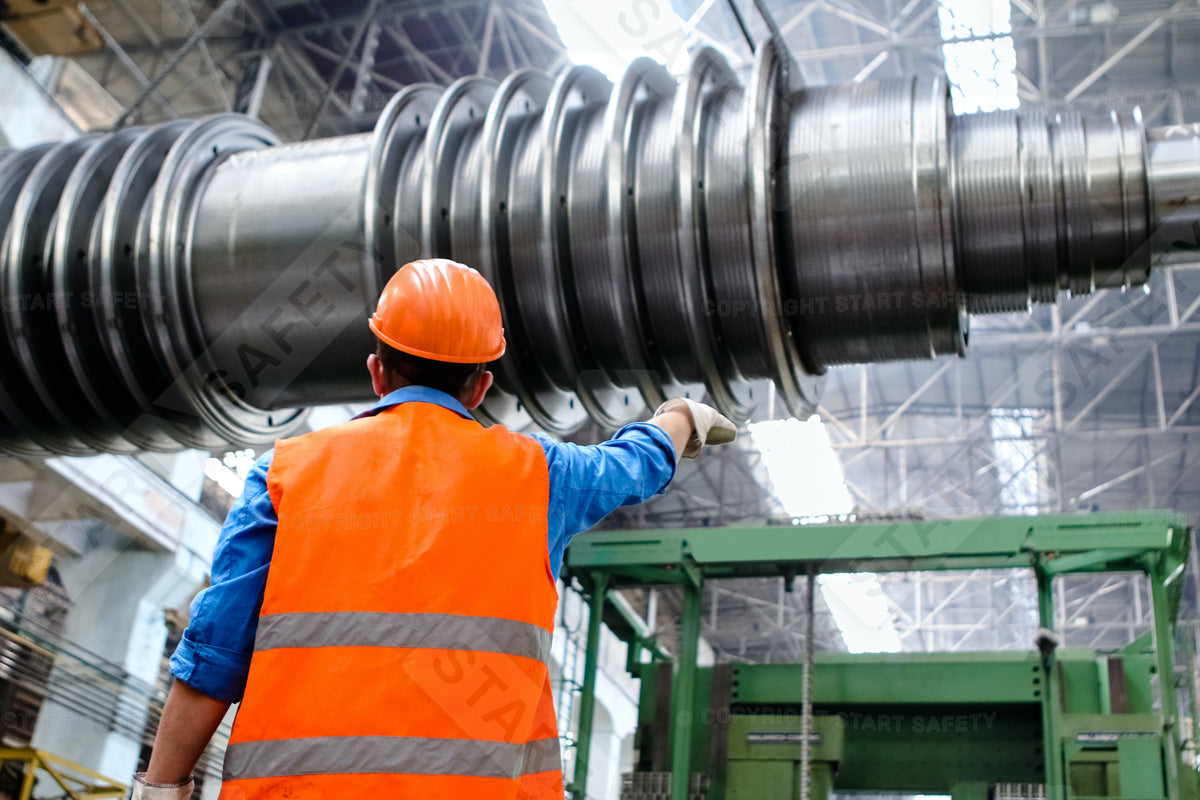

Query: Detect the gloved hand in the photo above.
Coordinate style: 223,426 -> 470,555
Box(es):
131,773 -> 193,800
653,398 -> 738,459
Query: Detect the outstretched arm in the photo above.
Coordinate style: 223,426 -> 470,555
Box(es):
533,397 -> 740,578
648,398 -> 738,459
645,402 -> 694,456
144,680 -> 230,784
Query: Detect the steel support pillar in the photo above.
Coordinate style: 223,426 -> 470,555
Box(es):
670,577 -> 702,800
1036,565 -> 1064,800
1149,554 -> 1183,800
571,571 -> 608,799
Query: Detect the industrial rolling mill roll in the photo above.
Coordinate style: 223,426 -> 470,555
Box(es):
1,39 -> 1198,455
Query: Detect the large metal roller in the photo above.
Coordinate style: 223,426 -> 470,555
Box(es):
1,41 -> 1198,454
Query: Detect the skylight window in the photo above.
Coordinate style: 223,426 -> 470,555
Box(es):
989,409 -> 1042,515
818,572 -> 903,653
748,417 -> 900,653
747,416 -> 853,522
937,0 -> 1019,113
204,448 -> 256,497
542,1 -> 745,79
541,0 -> 692,78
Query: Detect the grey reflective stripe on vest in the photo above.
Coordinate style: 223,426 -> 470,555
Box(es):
223,735 -> 562,782
254,611 -> 552,664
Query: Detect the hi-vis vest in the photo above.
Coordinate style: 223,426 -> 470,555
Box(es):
219,401 -> 564,799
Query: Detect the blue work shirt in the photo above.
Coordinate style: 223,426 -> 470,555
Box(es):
170,386 -> 677,703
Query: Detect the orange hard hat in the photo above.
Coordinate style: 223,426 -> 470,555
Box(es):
369,259 -> 506,363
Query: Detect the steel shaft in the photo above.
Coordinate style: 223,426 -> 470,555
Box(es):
1,42 -> 1198,454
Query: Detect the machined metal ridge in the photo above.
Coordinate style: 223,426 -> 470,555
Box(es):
910,75 -> 966,359
675,47 -> 757,420
95,120 -> 196,452
0,144 -> 56,456
0,41 -> 1187,453
521,64 -> 611,432
600,58 -> 675,412
1051,110 -> 1092,296
681,50 -> 753,422
472,68 -> 550,431
1118,107 -> 1152,289
634,57 -> 689,381
387,88 -> 437,274
417,74 -> 529,430
500,71 -> 587,433
555,63 -> 647,430
1020,110 -> 1057,306
420,76 -> 496,257
145,115 -> 305,448
3,136 -> 104,455
747,38 -> 822,417
365,83 -> 440,295
50,127 -> 148,453
954,110 -> 1036,314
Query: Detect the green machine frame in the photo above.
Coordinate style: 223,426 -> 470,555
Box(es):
562,511 -> 1196,800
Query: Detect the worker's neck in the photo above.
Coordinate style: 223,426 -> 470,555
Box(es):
383,376 -> 412,395
382,378 -> 469,406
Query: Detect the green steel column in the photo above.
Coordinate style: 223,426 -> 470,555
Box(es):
671,578 -> 703,800
1036,567 -> 1065,800
571,571 -> 609,799
1149,561 -> 1182,800
1184,624 -> 1200,768
1097,656 -> 1113,715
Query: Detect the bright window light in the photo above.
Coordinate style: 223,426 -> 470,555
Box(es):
748,417 -> 900,653
204,448 -> 256,498
817,573 -> 902,653
747,417 -> 853,522
938,0 -> 1019,113
990,409 -> 1042,515
542,1 -> 743,79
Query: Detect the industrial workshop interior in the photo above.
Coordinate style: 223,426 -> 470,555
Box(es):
2,0 -> 1200,797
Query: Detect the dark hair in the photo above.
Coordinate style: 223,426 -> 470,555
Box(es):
375,340 -> 485,398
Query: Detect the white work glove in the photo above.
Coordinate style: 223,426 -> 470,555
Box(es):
131,773 -> 193,800
653,398 -> 738,459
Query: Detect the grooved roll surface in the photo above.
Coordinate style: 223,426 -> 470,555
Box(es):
786,77 -> 963,367
0,44 -> 1177,454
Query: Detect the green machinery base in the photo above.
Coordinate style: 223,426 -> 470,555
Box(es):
563,511 -> 1196,800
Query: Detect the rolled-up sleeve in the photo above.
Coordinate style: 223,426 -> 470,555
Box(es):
169,452 -> 277,703
533,422 -> 677,578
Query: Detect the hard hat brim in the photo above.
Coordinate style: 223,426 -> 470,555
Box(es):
369,316 -> 505,363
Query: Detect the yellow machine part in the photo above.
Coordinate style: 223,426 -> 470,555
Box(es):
0,747 -> 126,799
1,6 -> 102,57
0,520 -> 52,588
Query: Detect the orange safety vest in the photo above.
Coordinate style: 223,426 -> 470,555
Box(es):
219,401 -> 564,799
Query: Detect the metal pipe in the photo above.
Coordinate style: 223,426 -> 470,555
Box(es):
669,578 -> 702,800
1035,566 -> 1065,800
1,40 -> 1199,454
188,132 -> 378,409
1148,123 -> 1200,265
1150,556 -> 1184,800
799,564 -> 815,800
570,572 -> 608,799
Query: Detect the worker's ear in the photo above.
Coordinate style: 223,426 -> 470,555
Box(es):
367,353 -> 389,398
464,370 -> 493,410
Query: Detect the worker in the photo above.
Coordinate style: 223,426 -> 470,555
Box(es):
130,258 -> 736,799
